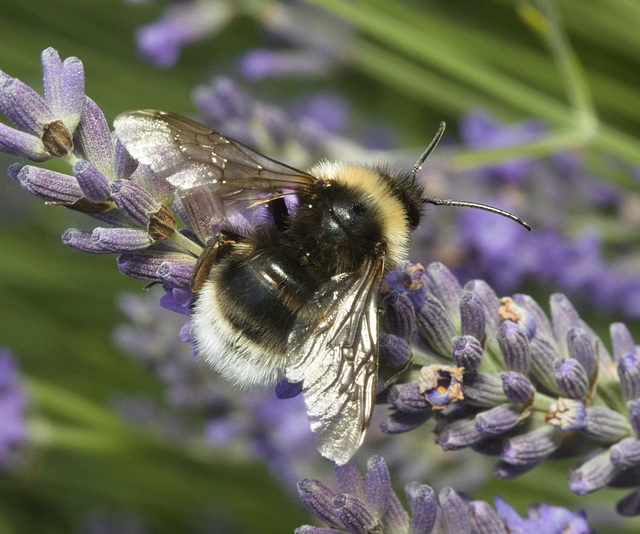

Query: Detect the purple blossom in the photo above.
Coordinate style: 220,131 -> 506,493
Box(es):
494,496 -> 590,534
0,349 -> 27,468
0,47 -> 84,161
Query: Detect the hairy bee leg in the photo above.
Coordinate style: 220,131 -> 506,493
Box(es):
190,231 -> 241,293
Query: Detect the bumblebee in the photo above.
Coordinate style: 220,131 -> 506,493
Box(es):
114,111 -> 529,464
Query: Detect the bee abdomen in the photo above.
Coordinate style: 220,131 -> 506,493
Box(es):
191,246 -> 317,389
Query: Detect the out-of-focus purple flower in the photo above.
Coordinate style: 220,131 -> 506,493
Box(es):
0,349 -> 27,468
135,1 -> 234,67
494,496 -> 590,534
0,47 -> 84,161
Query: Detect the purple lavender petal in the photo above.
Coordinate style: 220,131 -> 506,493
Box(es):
275,379 -> 303,399
380,409 -> 432,434
334,460 -> 365,501
240,50 -> 336,81
436,417 -> 485,451
617,488 -> 640,516
425,262 -> 463,319
566,327 -> 596,379
159,288 -> 192,316
462,372 -> 507,408
495,497 -> 590,534
416,293 -> 456,356
118,251 -> 194,281
156,260 -> 194,289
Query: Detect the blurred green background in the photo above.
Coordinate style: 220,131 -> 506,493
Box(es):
2,0 -> 640,532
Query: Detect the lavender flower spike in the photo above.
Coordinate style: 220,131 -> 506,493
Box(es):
0,48 -> 84,161
296,456 -> 594,533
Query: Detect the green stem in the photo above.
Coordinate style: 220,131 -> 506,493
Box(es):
170,230 -> 203,257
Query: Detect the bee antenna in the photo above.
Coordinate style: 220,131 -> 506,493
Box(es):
411,121 -> 446,181
412,121 -> 531,232
424,197 -> 531,231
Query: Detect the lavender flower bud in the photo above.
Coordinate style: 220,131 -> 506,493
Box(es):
156,260 -> 194,289
425,262 -> 463,319
610,437 -> 640,469
365,456 -> 391,519
554,358 -> 589,399
405,482 -> 437,534
73,159 -> 110,202
11,163 -> 83,203
110,179 -> 160,226
582,407 -> 632,442
91,227 -> 152,252
439,487 -> 470,534
113,137 -> 138,180
382,292 -> 415,340
379,334 -> 411,367
494,460 -> 538,479
333,493 -> 380,534
416,294 -> 456,356
62,228 -> 111,254
297,478 -> 341,529
451,335 -> 483,371
610,322 -> 636,362
502,426 -> 562,465
334,460 -> 365,500
462,372 -> 507,408
468,500 -> 507,534
545,398 -> 587,431
628,398 -> 640,436
388,383 -> 430,413
380,409 -> 431,434
459,291 -> 485,341
117,251 -> 195,283
500,371 -> 534,403
275,379 -> 302,399
566,326 -> 596,378
436,417 -> 485,451
512,293 -> 555,342
74,97 -> 113,174
569,450 -> 619,495
618,353 -> 640,402
465,280 -> 502,356
550,293 -> 582,344
475,405 -> 522,435
497,320 -> 530,374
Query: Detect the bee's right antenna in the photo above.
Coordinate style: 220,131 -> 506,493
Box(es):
412,121 -> 532,232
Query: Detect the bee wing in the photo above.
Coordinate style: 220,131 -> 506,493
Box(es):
286,259 -> 384,465
114,110 -> 317,240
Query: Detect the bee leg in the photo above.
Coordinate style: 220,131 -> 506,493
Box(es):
190,231 -> 240,293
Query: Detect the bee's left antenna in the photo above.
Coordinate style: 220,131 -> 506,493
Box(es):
412,121 -> 531,232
